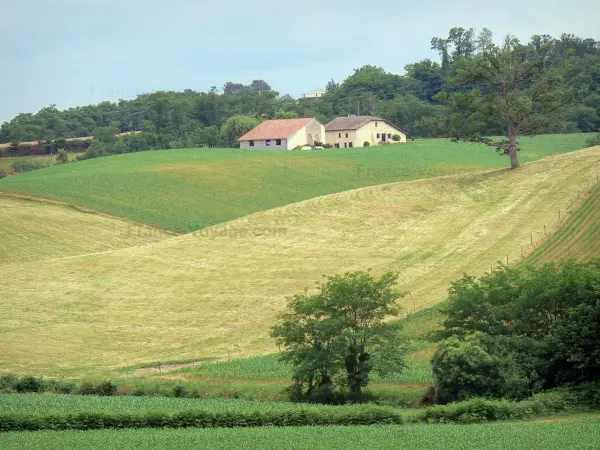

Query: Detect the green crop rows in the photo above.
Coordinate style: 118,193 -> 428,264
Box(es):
0,134 -> 590,232
2,418 -> 599,449
178,353 -> 433,385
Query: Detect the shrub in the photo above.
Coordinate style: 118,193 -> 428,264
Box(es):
392,134 -> 401,142
55,149 -> 70,165
10,159 -> 46,174
13,376 -> 44,393
363,141 -> 370,147
78,381 -> 117,396
0,168 -> 7,179
323,143 -> 332,148
585,133 -> 600,147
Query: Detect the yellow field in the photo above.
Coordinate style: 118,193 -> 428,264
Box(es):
0,196 -> 172,264
1,147 -> 598,376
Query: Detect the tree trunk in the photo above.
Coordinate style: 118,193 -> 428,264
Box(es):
508,124 -> 520,169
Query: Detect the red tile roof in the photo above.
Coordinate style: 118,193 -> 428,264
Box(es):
238,118 -> 314,141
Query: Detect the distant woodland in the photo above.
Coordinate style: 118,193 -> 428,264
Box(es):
1,29 -> 598,158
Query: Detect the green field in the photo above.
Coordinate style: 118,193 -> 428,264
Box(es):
526,183 -> 600,265
2,418 -> 599,449
0,394 -> 298,414
2,146 -> 599,376
0,135 -> 591,232
168,353 -> 433,385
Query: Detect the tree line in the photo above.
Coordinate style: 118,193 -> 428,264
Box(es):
1,28 -> 598,160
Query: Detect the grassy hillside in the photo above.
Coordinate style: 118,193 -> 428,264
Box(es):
525,182 -> 600,265
0,134 -> 591,232
1,146 -> 598,376
0,196 -> 171,264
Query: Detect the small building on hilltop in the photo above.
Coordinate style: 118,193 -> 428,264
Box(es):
238,118 -> 325,150
302,89 -> 326,99
325,116 -> 407,148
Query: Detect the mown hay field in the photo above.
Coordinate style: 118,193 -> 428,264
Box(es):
0,134 -> 591,232
1,146 -> 598,376
526,182 -> 600,265
0,196 -> 171,264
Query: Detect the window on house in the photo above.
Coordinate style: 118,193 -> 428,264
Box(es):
348,142 -> 353,148
338,133 -> 341,138
345,133 -> 348,138
377,133 -> 380,138
344,143 -> 348,148
276,139 -> 281,145
387,134 -> 391,138
375,122 -> 378,127
266,140 -> 271,146
249,141 -> 254,147
335,143 -> 340,148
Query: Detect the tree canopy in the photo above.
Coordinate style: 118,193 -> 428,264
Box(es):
271,271 -> 407,404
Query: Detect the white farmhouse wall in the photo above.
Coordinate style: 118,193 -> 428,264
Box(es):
239,139 -> 287,150
287,119 -> 326,149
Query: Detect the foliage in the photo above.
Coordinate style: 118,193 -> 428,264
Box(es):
220,115 -> 261,147
9,159 -> 46,174
271,271 -> 407,403
55,149 -> 69,165
392,134 -> 401,142
586,133 -> 600,147
435,260 -> 600,402
423,35 -> 578,168
0,168 -> 7,178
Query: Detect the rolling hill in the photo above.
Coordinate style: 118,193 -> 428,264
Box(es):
0,196 -> 171,265
1,145 -> 598,376
525,181 -> 600,265
0,134 -> 591,233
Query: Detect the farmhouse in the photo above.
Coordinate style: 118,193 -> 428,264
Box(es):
325,116 -> 407,148
238,118 -> 325,150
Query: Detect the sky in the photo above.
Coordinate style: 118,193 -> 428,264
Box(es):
1,0 -> 599,124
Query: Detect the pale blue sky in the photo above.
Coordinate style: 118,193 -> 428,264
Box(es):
1,0 -> 599,124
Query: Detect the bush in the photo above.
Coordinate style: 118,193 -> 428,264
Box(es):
0,168 -> 8,178
0,405 -> 404,432
10,159 -> 46,174
77,381 -> 117,396
323,143 -> 332,148
392,134 -> 401,142
585,133 -> 600,147
13,376 -> 44,393
363,141 -> 370,147
55,149 -> 69,165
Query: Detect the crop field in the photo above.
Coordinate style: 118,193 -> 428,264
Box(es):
526,182 -> 600,265
172,353 -> 433,385
0,134 -> 591,232
2,418 -> 599,449
0,196 -> 171,264
0,394 -> 299,415
1,146 -> 599,376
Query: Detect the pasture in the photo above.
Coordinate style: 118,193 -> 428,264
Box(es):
1,417 -> 599,449
526,182 -> 600,264
0,196 -> 171,264
1,146 -> 598,376
0,134 -> 591,233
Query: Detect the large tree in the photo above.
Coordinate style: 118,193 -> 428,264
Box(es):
425,35 -> 577,168
271,271 -> 407,403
